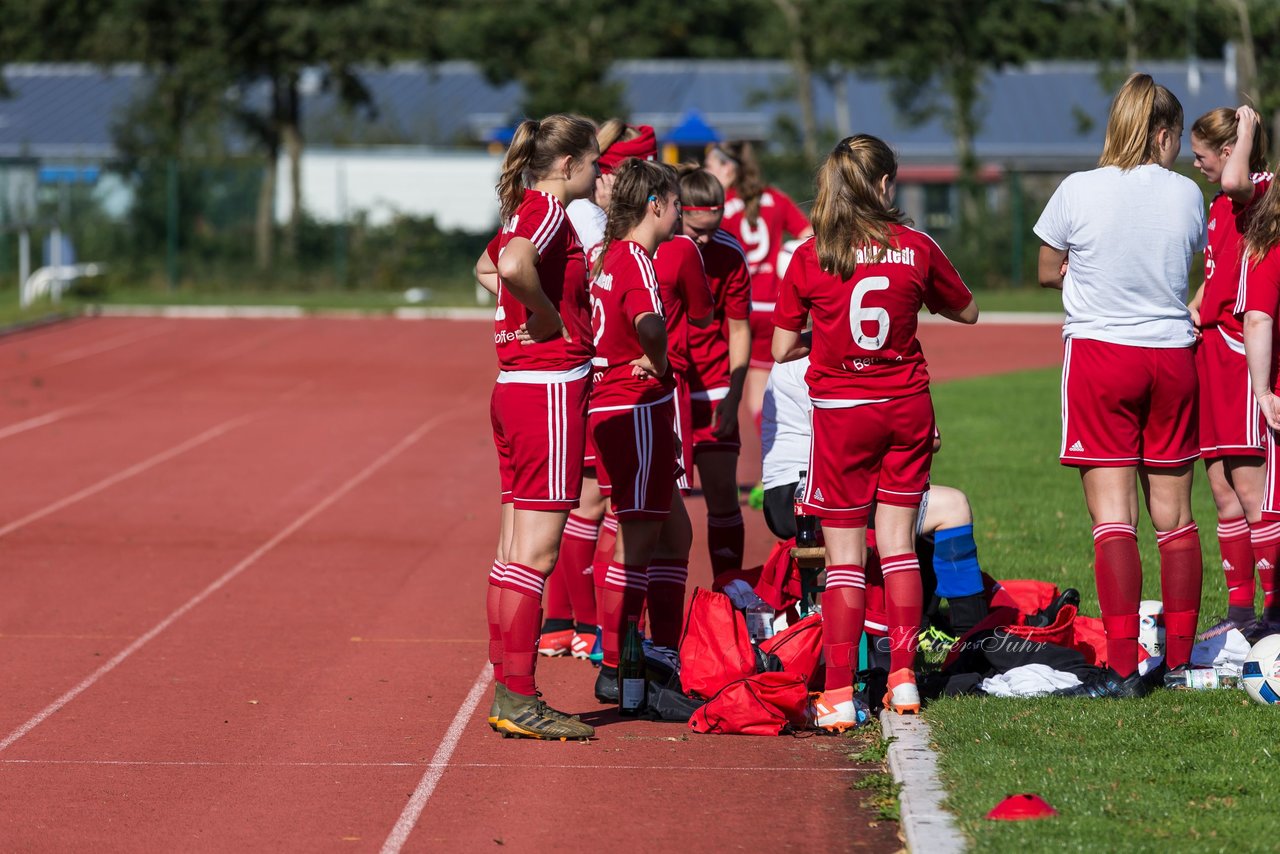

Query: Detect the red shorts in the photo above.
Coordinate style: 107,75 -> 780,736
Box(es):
491,373 -> 589,511
1262,426 -> 1280,522
1061,338 -> 1198,468
1196,327 -> 1264,460
673,375 -> 694,491
749,310 -> 774,370
583,419 -> 598,471
689,387 -> 741,455
590,396 -> 677,519
802,392 -> 935,527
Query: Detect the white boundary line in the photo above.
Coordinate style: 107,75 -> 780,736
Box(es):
880,711 -> 966,853
0,414 -> 256,538
380,663 -> 492,854
0,324 -> 297,443
0,411 -> 453,755
0,324 -> 172,383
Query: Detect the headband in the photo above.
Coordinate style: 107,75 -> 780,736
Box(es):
598,125 -> 658,175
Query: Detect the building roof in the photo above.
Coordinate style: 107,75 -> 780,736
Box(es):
0,58 -> 1237,168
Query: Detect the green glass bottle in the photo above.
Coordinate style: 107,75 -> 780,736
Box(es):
618,618 -> 646,716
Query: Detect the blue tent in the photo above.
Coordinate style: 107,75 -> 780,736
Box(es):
665,109 -> 720,145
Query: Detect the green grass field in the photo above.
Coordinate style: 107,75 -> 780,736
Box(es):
925,367 -> 1280,852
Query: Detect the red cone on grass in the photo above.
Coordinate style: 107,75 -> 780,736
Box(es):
986,793 -> 1058,821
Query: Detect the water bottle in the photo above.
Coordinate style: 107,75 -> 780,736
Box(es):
618,619 -> 647,715
746,598 -> 776,643
1162,667 -> 1241,690
794,471 -> 818,548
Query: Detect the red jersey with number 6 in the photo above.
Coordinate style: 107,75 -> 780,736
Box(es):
686,230 -> 752,392
589,239 -> 674,409
773,227 -> 972,402
493,189 -> 593,372
654,235 -> 715,375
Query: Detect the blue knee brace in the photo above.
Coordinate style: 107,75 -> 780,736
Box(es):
932,524 -> 983,598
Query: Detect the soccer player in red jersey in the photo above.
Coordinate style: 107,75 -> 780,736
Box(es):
541,122 -> 661,666
773,135 -> 977,726
475,115 -> 599,740
586,159 -> 692,702
705,141 -> 812,437
1187,106 -> 1277,641
1036,75 -> 1206,697
679,167 -> 754,574
1239,169 -> 1280,642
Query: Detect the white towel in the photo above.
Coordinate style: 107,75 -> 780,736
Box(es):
980,664 -> 1083,697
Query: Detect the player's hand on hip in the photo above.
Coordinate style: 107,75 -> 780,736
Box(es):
518,310 -> 569,344
629,355 -> 666,381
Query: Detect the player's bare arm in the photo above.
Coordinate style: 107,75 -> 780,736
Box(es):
499,237 -> 568,344
1038,244 -> 1068,290
1244,309 -> 1280,430
630,312 -> 669,379
712,316 -> 751,437
1221,106 -> 1261,205
771,326 -> 810,363
475,248 -> 499,296
937,297 -> 979,325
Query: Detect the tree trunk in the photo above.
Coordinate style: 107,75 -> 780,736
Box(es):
950,63 -> 983,242
255,145 -> 277,272
771,0 -> 819,164
280,74 -> 303,262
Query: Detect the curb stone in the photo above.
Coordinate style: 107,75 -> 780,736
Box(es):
879,710 -> 966,853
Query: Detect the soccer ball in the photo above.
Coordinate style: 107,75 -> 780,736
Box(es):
1241,633 -> 1280,705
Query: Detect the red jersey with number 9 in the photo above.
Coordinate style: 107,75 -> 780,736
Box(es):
493,189 -> 593,372
589,239 -> 674,409
772,227 -> 972,402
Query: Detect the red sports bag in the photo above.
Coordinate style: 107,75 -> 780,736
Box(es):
679,588 -> 757,699
759,614 -> 824,689
688,672 -> 810,736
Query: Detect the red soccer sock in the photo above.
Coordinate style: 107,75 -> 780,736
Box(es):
487,560 -> 506,684
600,562 -> 647,668
821,564 -> 866,691
1253,521 -> 1280,620
707,511 -> 745,574
1218,517 -> 1256,615
1157,523 -> 1203,669
882,554 -> 923,675
1094,523 -> 1142,677
499,563 -> 546,697
562,513 -> 601,626
647,559 -> 689,648
543,563 -> 573,624
592,513 -> 619,625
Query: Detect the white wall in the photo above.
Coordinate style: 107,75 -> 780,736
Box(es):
276,148 -> 504,231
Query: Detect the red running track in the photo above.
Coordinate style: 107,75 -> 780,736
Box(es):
0,316 -> 1061,851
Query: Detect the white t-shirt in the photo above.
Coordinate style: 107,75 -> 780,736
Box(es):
566,199 -> 606,254
761,356 -> 812,490
1034,164 -> 1206,348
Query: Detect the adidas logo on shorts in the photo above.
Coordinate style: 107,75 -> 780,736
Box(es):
1069,440 -> 1084,453
814,488 -> 825,502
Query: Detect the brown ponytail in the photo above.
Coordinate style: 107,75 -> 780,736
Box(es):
593,158 -> 678,276
811,135 -> 906,281
718,140 -> 765,225
1099,73 -> 1184,170
496,114 -> 597,222
1244,180 -> 1280,265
